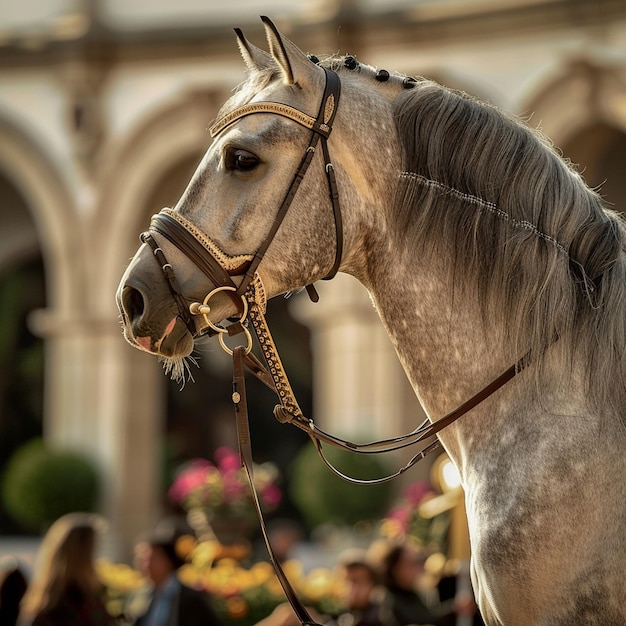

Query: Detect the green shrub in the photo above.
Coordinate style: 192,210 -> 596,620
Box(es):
1,439 -> 100,531
289,441 -> 394,529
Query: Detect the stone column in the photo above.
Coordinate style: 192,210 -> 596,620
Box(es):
30,310 -> 163,559
292,274 -> 429,471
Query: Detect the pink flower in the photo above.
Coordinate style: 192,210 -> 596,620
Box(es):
223,473 -> 246,503
403,481 -> 432,506
168,459 -> 212,503
261,484 -> 282,508
388,505 -> 410,530
168,447 -> 281,515
215,447 -> 241,472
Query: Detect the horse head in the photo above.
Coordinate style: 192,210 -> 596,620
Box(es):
116,16 -> 401,369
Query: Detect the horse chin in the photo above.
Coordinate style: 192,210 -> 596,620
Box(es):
125,316 -> 194,359
157,318 -> 194,358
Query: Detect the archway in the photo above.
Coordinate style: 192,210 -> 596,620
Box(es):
560,121 -> 626,216
523,59 -> 626,211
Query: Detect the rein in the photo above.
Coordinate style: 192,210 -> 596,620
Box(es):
139,65 -> 530,624
227,295 -> 529,626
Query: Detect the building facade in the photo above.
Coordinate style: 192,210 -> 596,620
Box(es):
1,0 -> 625,557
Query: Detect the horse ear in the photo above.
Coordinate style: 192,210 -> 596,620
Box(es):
235,27 -> 275,72
260,15 -> 317,87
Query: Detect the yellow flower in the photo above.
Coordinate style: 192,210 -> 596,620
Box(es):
379,518 -> 403,538
176,534 -> 197,560
96,558 -> 145,592
192,539 -> 220,568
304,568 -> 336,600
226,595 -> 249,619
249,562 -> 274,584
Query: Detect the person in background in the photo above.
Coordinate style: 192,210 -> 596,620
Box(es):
255,548 -> 386,626
265,518 -> 304,565
18,512 -> 115,626
0,556 -> 29,626
436,560 -> 485,626
131,520 -> 223,626
332,549 -> 387,626
369,540 -> 474,626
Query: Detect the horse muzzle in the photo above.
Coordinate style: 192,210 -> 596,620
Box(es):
116,210 -> 262,359
116,267 -> 195,358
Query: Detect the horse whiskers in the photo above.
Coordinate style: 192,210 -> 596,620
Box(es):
284,287 -> 305,299
158,354 -> 199,389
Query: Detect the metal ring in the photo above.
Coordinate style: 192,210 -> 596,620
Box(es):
218,325 -> 253,356
191,285 -> 248,334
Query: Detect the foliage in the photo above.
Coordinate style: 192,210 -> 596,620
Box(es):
1,439 -> 100,531
289,443 -> 394,529
0,261 -> 45,532
168,447 -> 282,519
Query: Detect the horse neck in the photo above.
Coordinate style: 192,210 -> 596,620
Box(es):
362,241 -> 615,460
360,244 -> 531,452
332,81 -> 565,454
331,91 -> 516,433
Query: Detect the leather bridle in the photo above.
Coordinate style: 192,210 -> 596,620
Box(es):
138,66 -> 531,625
140,66 -> 344,337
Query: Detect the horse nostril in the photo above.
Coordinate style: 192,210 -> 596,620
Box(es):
122,285 -> 145,322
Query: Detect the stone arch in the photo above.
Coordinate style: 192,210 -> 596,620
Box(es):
523,59 -> 626,153
0,113 -> 77,312
0,113 -> 88,444
88,88 -> 228,556
523,59 -> 626,213
561,121 -> 626,214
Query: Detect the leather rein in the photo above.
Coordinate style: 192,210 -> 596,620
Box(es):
140,67 -> 530,624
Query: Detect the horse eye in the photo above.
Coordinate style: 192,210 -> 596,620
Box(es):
226,149 -> 259,172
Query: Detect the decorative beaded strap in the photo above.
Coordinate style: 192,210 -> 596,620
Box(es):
209,75 -> 338,138
210,102 -> 321,138
247,300 -> 303,420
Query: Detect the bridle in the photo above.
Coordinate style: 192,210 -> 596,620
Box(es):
140,66 -> 343,336
139,66 -> 530,625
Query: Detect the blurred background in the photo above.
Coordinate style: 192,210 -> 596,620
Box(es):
0,0 -> 625,572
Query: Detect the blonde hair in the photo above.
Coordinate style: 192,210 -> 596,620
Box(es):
20,512 -> 106,620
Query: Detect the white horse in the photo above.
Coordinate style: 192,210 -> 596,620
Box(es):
117,17 -> 626,624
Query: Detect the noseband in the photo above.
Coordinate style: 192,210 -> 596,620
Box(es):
140,67 -> 343,335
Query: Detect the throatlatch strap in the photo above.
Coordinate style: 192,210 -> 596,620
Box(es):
232,347 -> 322,626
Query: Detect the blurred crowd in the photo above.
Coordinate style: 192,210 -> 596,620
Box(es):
258,538 -> 479,626
0,512 -> 480,626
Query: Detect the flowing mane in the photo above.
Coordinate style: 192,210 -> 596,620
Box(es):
391,79 -> 626,417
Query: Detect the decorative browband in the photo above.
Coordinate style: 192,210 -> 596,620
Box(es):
209,102 -> 321,137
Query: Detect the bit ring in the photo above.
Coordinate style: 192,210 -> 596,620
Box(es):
189,286 -> 248,334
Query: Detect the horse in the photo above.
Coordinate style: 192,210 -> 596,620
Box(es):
116,17 -> 626,625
